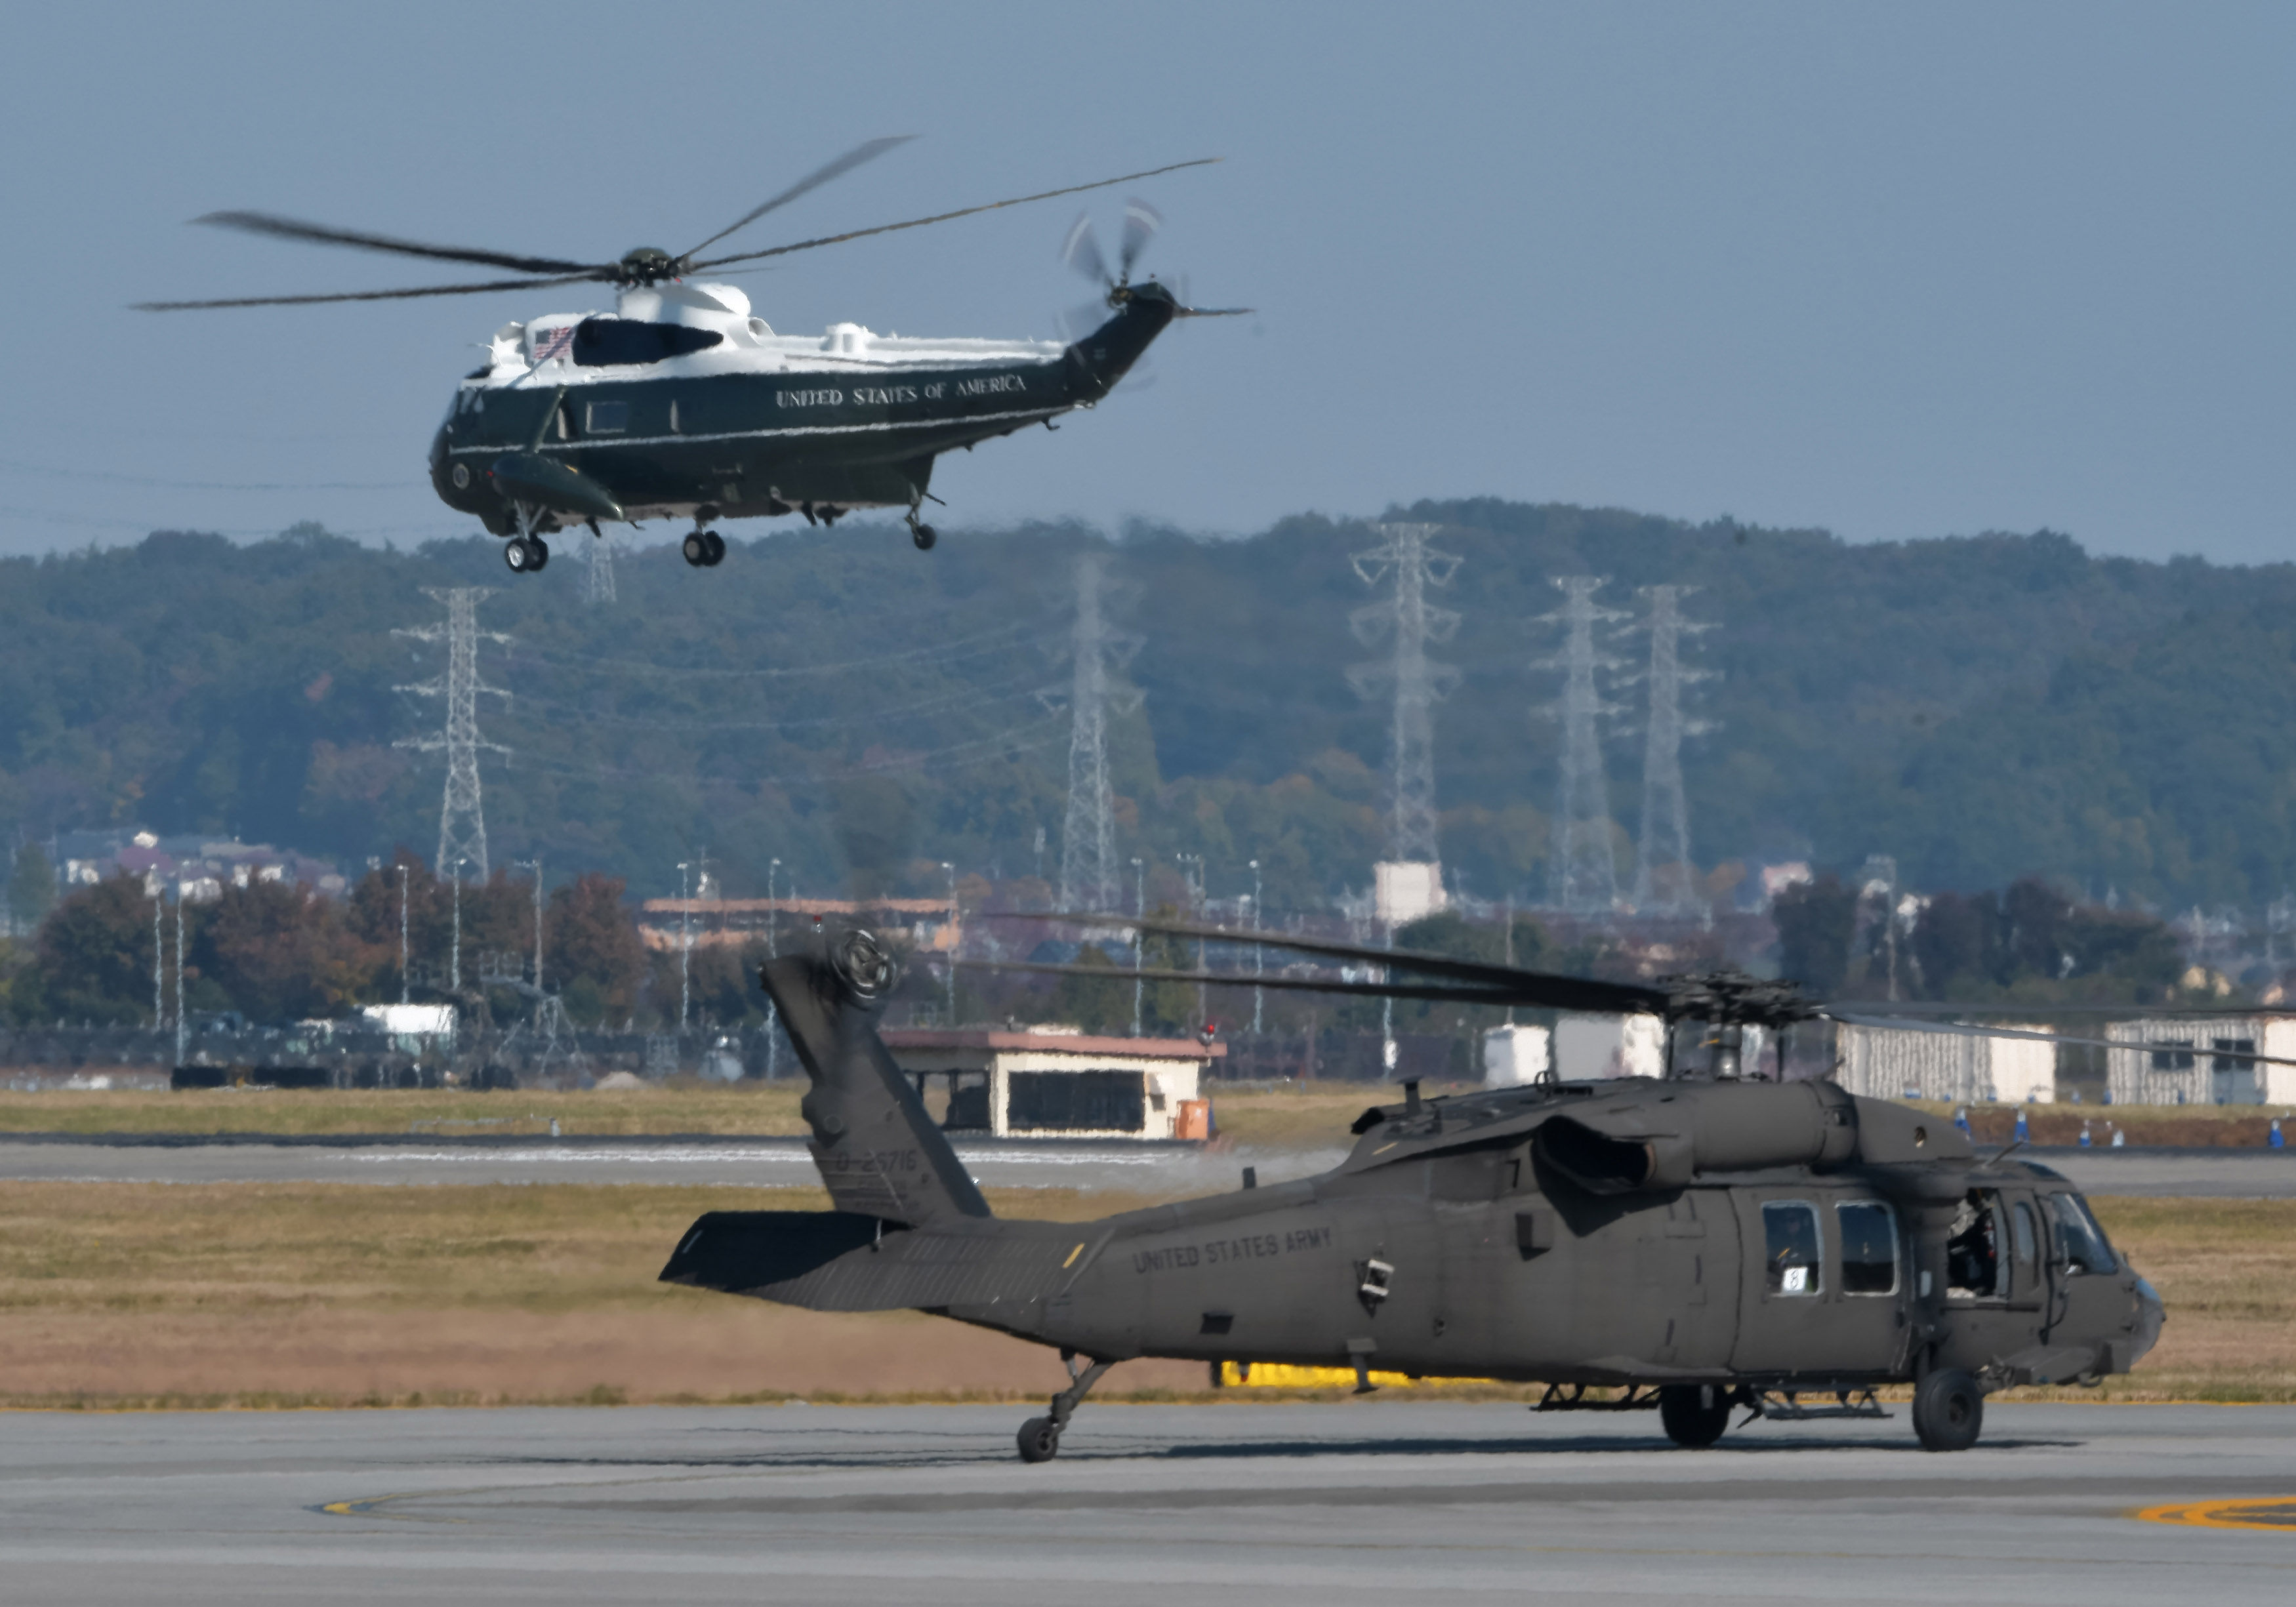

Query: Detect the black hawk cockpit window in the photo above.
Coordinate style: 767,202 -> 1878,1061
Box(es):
573,318 -> 725,367
1835,1200 -> 1898,1295
1762,1201 -> 1822,1297
2047,1193 -> 2119,1276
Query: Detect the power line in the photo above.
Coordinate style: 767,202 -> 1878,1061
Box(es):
1346,522 -> 1461,863
394,587 -> 512,878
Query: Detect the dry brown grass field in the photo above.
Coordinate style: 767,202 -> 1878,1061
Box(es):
0,1179 -> 2286,1411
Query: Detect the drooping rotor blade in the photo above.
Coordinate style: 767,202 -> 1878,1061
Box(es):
1035,912 -> 1673,1015
191,211 -> 605,277
959,958 -> 1525,1009
1825,1010 -> 2296,1071
135,272 -> 605,312
1118,197 -> 1161,278
689,157 -> 1221,272
681,134 -> 917,261
1061,214 -> 1110,285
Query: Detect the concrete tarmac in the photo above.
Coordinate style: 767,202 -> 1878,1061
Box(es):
0,1135 -> 2290,1194
2,1402 -> 2293,1604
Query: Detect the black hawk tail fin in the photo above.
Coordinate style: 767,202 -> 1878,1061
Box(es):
764,933 -> 991,1226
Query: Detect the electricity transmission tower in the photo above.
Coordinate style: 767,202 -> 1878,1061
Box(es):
1050,553 -> 1140,912
584,529 -> 617,604
1345,523 -> 1462,863
395,588 -> 511,878
1536,576 -> 1628,916
1630,585 -> 1717,915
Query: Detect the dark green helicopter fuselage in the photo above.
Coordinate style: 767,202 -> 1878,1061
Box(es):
427,281 -> 1176,537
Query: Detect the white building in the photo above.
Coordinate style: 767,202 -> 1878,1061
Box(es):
881,1027 -> 1220,1140
1373,861 -> 1446,927
1553,1011 -> 1667,1080
1835,1022 -> 2056,1103
1481,1023 -> 1553,1087
2104,1016 -> 2296,1105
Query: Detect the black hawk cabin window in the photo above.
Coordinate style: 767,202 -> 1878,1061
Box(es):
1761,1201 -> 1822,1297
572,318 -> 724,367
1006,1070 -> 1145,1133
1835,1200 -> 1898,1295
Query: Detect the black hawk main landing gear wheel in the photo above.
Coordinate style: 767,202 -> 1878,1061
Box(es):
683,529 -> 726,567
1912,1368 -> 1984,1452
504,535 -> 548,573
1658,1384 -> 1733,1449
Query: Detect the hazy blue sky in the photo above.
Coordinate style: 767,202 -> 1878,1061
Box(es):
3,3 -> 2289,561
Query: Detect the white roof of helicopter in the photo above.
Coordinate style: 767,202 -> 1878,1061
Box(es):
471,279 -> 1066,387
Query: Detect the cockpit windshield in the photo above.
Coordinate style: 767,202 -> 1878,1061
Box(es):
572,318 -> 724,367
2047,1193 -> 2118,1275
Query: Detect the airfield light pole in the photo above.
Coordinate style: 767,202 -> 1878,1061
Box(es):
1130,857 -> 1145,1038
398,864 -> 411,1005
173,894 -> 186,1067
941,862 -> 958,1027
1249,859 -> 1264,1037
449,859 -> 465,993
519,858 -> 544,992
764,857 -> 782,1080
1176,853 -> 1206,1030
677,861 -> 692,1033
152,884 -> 164,1029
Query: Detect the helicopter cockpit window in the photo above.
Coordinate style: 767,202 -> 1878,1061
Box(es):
1761,1201 -> 1822,1297
1835,1200 -> 1898,1295
572,317 -> 725,367
1946,1190 -> 2003,1299
2047,1193 -> 2119,1275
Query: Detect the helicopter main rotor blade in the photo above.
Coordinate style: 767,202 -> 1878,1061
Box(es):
689,157 -> 1221,272
191,211 -> 605,277
1118,197 -> 1160,279
1825,1009 -> 2296,1071
1175,304 -> 1254,317
135,272 -> 606,312
1062,214 -> 1111,286
1032,912 -> 1673,1014
958,958 -> 1525,1009
680,134 -> 916,262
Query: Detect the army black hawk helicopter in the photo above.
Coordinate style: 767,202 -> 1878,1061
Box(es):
660,920 -> 2168,1462
139,140 -> 1242,574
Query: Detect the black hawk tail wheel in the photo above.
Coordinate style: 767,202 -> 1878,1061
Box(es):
1016,1415 -> 1060,1463
1912,1368 -> 1984,1452
911,522 -> 937,552
1657,1383 -> 1732,1449
682,531 -> 712,567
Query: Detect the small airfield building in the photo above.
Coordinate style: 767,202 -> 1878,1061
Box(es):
880,1027 -> 1219,1141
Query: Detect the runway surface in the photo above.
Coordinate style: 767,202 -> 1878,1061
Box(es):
2,1402 -> 2293,1604
0,1135 -> 2289,1194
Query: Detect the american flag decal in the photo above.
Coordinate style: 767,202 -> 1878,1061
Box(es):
531,325 -> 577,363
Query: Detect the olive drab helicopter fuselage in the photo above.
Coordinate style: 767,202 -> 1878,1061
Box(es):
138,141 -> 1239,575
660,924 -> 2166,1463
427,275 -> 1178,573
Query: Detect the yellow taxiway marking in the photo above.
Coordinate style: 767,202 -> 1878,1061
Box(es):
2133,1498 -> 2296,1532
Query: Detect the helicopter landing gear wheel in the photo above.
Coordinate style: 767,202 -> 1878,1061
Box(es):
504,535 -> 548,574
1912,1368 -> 1984,1452
1657,1384 -> 1732,1449
1015,1415 -> 1060,1463
682,529 -> 724,567
705,529 -> 726,565
911,522 -> 937,551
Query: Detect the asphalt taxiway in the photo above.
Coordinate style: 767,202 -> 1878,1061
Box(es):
1,1402 -> 2291,1604
0,1135 -> 2289,1194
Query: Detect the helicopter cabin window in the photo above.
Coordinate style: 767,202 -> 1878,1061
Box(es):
584,400 -> 629,435
2047,1193 -> 2119,1275
1835,1200 -> 1898,1295
1946,1189 -> 2004,1299
1761,1201 -> 1822,1297
572,317 -> 724,367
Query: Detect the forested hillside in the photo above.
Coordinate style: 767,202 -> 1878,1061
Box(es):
1,504 -> 2291,914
